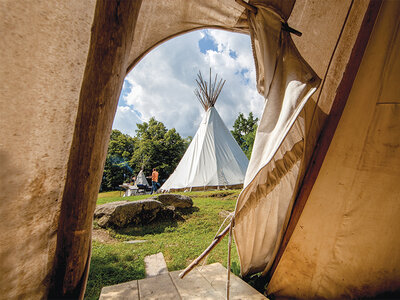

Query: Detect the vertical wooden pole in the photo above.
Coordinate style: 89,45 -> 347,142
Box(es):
226,219 -> 234,300
49,0 -> 142,298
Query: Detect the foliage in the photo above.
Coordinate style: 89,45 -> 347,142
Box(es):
231,112 -> 258,159
129,117 -> 189,181
108,130 -> 136,160
85,190 -> 241,300
101,118 -> 190,191
231,261 -> 241,277
100,130 -> 136,191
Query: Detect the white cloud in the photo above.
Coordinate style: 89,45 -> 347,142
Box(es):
112,29 -> 264,137
112,106 -> 142,137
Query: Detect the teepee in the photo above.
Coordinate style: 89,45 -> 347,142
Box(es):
161,70 -> 249,191
135,169 -> 149,188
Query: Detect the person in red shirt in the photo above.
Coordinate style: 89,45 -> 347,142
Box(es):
151,168 -> 159,194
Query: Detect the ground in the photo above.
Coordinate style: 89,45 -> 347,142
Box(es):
92,228 -> 117,244
85,189 -> 241,300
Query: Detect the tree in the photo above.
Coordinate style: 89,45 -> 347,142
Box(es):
101,119 -> 190,191
129,117 -> 189,182
231,112 -> 258,159
100,130 -> 136,191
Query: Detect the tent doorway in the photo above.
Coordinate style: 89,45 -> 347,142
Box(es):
85,27 -> 262,297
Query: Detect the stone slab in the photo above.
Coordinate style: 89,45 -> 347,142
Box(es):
144,252 -> 168,278
124,240 -> 148,244
198,263 -> 266,299
99,280 -> 139,300
138,273 -> 180,299
170,267 -> 224,299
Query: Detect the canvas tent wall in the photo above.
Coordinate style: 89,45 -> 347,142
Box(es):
161,106 -> 248,191
1,0 -> 399,299
232,1 -> 400,299
267,1 -> 400,298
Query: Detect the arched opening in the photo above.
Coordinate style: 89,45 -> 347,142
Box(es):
114,29 -> 263,140
88,27 -> 263,298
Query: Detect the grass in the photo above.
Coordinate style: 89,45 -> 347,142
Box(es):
96,191 -> 152,205
85,189 -> 241,300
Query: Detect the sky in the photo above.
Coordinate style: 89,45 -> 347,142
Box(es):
112,29 -> 264,138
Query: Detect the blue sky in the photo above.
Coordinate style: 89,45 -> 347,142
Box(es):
112,29 -> 264,138
198,31 -> 218,54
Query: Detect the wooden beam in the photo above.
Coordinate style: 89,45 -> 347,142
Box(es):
49,0 -> 142,298
179,224 -> 231,279
266,0 -> 383,282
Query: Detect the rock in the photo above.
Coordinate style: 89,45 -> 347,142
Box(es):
157,205 -> 176,220
94,201 -> 128,218
155,194 -> 193,209
94,199 -> 163,228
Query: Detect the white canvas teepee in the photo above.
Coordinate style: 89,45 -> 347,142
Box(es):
161,70 -> 249,191
135,169 -> 149,187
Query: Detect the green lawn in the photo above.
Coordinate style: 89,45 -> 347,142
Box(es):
85,190 -> 241,300
96,190 -> 152,205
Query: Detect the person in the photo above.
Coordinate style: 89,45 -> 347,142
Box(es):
151,168 -> 159,194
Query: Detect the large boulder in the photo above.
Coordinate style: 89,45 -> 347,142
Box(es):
94,200 -> 163,228
155,194 -> 193,209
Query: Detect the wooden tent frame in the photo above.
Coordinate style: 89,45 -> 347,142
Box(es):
194,69 -> 226,111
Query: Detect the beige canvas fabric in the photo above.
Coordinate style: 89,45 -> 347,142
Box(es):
126,0 -> 295,71
233,5 -> 320,276
267,0 -> 400,298
0,1 -> 96,298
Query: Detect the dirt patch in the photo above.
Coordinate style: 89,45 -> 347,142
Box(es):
92,228 -> 117,244
208,191 -> 235,198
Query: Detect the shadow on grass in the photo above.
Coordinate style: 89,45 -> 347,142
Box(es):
115,219 -> 179,236
114,206 -> 200,237
85,250 -> 145,300
177,206 -> 200,216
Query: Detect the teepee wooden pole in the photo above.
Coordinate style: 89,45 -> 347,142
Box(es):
211,73 -> 218,105
194,69 -> 225,110
227,220 -> 233,300
179,223 -> 231,279
214,79 -> 226,104
209,68 -> 212,101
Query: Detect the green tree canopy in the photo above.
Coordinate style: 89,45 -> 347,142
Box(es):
101,130 -> 136,191
129,118 -> 189,181
108,130 -> 136,159
231,112 -> 258,159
